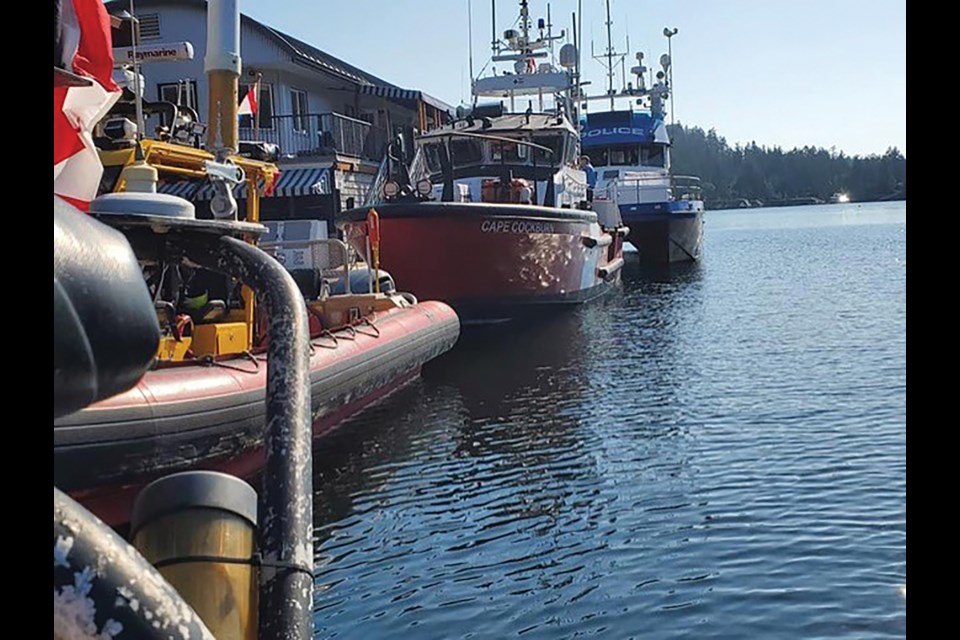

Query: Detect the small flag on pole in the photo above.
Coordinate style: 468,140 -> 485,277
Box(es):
238,85 -> 258,117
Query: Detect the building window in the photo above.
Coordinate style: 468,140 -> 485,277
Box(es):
158,81 -> 198,111
291,89 -> 309,132
138,13 -> 161,40
239,83 -> 274,129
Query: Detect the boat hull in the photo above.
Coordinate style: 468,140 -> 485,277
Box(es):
339,202 -> 624,323
53,301 -> 460,525
621,202 -> 704,263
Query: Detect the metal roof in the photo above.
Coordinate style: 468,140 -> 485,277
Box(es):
106,0 -> 453,112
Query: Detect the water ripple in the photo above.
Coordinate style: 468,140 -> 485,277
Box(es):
309,204 -> 906,639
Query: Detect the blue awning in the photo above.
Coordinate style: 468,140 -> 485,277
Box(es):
157,167 -> 332,200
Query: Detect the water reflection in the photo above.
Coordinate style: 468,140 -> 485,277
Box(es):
308,209 -> 904,639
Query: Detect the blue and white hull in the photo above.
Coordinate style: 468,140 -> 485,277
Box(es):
621,199 -> 704,263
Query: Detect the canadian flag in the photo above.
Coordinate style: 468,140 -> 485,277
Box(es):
54,0 -> 121,210
238,85 -> 258,117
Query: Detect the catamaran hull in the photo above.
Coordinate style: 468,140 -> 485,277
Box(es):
622,205 -> 704,263
339,202 -> 625,323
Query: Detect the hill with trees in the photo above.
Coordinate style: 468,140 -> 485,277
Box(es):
667,124 -> 906,209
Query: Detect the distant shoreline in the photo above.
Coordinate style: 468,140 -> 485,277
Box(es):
708,199 -> 906,212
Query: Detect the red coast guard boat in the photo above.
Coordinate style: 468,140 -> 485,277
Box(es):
339,110 -> 626,324
338,1 -> 625,323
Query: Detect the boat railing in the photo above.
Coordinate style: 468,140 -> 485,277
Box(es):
671,175 -> 703,201
259,237 -> 354,295
595,173 -> 703,204
594,178 -> 670,204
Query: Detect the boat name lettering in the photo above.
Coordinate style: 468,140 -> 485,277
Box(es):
583,127 -> 647,138
481,220 -> 556,234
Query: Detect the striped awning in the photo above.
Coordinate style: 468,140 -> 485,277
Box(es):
157,168 -> 332,201
359,85 -> 454,115
274,167 -> 332,196
359,85 -> 420,101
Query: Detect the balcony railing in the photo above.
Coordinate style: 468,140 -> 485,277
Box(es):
239,112 -> 388,161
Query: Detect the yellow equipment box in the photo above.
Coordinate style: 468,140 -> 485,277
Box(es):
191,323 -> 249,358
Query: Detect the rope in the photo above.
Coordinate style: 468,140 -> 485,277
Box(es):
311,329 -> 340,350
152,553 -> 313,578
353,316 -> 381,338
199,350 -> 260,373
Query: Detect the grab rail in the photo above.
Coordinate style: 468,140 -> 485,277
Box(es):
260,237 -> 353,295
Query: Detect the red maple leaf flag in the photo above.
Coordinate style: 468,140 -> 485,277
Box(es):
238,86 -> 258,117
54,0 -> 121,210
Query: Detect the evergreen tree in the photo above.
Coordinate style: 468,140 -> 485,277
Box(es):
666,124 -> 906,208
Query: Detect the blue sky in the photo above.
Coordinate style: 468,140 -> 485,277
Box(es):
241,0 -> 905,157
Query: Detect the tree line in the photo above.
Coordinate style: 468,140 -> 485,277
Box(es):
667,124 -> 906,208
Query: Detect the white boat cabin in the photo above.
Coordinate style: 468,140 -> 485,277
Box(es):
580,110 -> 673,207
411,110 -> 587,208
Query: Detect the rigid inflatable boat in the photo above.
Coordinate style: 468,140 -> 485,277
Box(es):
54,296 -> 457,526
54,138 -> 459,526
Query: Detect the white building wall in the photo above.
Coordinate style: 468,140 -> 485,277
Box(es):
133,4 -> 419,128
123,2 -> 427,212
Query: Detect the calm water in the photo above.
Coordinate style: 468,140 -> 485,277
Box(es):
310,202 -> 906,639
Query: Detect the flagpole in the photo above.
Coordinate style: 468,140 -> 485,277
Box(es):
254,73 -> 262,140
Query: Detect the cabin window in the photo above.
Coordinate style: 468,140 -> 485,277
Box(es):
640,145 -> 666,167
565,134 -> 580,165
238,83 -> 274,129
532,134 -> 563,165
591,147 -> 609,167
450,138 -> 483,167
423,142 -> 444,174
489,139 -> 526,163
606,145 -> 640,167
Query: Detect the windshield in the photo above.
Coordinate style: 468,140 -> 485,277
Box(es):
589,144 -> 666,168
532,134 -> 563,165
491,139 -> 529,163
641,145 -> 666,167
450,139 -> 483,167
422,142 -> 444,174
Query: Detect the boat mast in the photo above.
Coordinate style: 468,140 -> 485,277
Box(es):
475,0 -> 571,115
468,0 -> 475,96
604,0 -> 614,109
591,0 -> 626,111
129,0 -> 144,142
205,0 -> 241,156
491,0 -> 498,55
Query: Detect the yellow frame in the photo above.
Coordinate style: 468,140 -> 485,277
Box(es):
101,140 -> 281,353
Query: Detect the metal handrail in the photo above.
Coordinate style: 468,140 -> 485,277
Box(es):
260,237 -> 353,295
238,112 -> 387,161
418,129 -> 554,156
592,171 -> 703,204
671,175 -> 703,200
